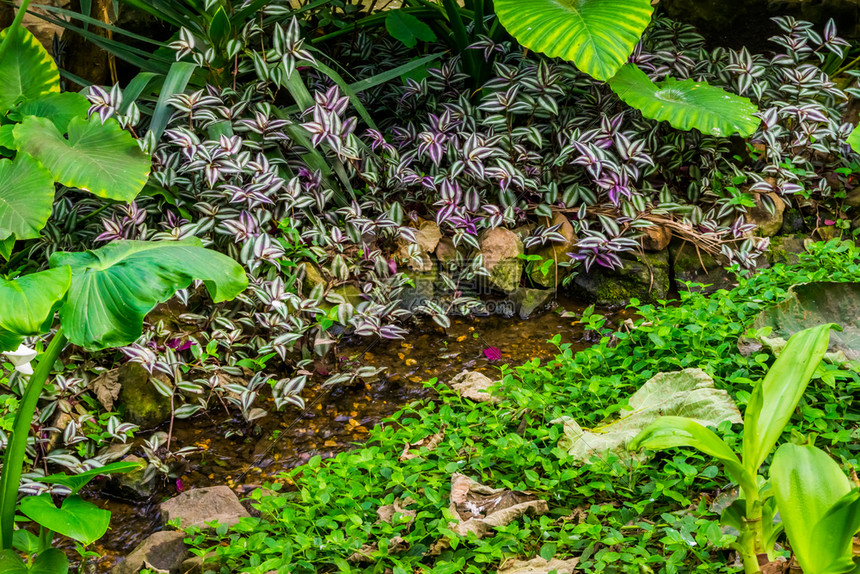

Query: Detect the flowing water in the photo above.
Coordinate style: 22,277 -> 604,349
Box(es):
79,297 -> 631,572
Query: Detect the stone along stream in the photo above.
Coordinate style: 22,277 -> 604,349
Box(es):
79,297 -> 631,572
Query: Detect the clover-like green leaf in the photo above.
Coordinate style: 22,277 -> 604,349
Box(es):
494,0 -> 654,81
609,64 -> 760,137
50,239 -> 248,350
0,26 -> 60,113
13,115 -> 151,202
0,152 -> 56,243
0,266 -> 71,352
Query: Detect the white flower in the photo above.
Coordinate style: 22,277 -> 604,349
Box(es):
4,344 -> 37,376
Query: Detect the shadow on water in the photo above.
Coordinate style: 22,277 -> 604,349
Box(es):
79,297 -> 632,571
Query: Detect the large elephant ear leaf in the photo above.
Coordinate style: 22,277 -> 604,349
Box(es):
609,64 -> 761,137
848,123 -> 860,153
0,26 -> 60,113
0,267 -> 71,352
50,239 -> 249,350
10,92 -> 92,133
0,153 -> 56,243
494,0 -> 654,81
13,115 -> 151,202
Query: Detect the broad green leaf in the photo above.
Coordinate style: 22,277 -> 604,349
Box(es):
609,64 -> 760,137
0,548 -> 68,574
848,123 -> 860,153
19,494 -> 109,545
13,115 -> 151,202
772,443 -> 859,574
630,416 -> 753,492
0,27 -> 60,113
50,239 -> 248,350
34,460 -> 146,495
0,267 -> 71,352
742,324 -> 835,473
208,6 -> 232,47
11,92 -> 91,133
386,10 -> 437,48
0,125 -> 14,150
494,0 -> 654,81
747,282 -> 860,362
0,153 -> 56,242
557,368 -> 741,462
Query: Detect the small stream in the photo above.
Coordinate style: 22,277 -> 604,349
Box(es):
84,297 -> 631,572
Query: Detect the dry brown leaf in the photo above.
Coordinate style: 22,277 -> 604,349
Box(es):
89,368 -> 121,411
497,556 -> 579,574
400,429 -> 445,461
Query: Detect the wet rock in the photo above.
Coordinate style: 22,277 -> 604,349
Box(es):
749,192 -> 786,237
528,213 -> 576,288
479,228 -> 524,293
116,362 -> 172,430
449,370 -> 500,403
641,224 -> 672,252
497,556 -> 580,574
780,208 -> 806,234
112,530 -> 188,574
112,455 -> 155,499
670,241 -> 736,294
160,486 -> 250,529
512,288 -> 554,320
573,250 -> 670,305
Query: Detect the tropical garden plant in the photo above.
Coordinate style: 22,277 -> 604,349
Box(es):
630,323 -> 837,573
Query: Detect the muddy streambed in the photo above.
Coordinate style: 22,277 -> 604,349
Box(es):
81,297 -> 631,572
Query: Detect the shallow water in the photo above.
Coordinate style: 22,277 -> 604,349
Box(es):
81,297 -> 630,572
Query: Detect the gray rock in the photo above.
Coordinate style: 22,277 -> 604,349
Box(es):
179,552 -> 218,574
112,531 -> 188,574
161,486 -> 250,529
479,228 -> 523,293
670,241 -> 736,294
573,250 -> 671,306
512,288 -> 554,319
116,362 -> 172,430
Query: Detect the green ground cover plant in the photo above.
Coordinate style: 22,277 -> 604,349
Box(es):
181,239 -> 860,573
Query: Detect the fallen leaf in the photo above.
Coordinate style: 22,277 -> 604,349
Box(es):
89,369 -> 121,411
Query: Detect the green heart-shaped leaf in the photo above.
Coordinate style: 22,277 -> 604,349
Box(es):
13,115 -> 151,202
385,10 -> 436,48
0,152 -> 56,243
0,27 -> 60,113
50,239 -> 248,350
18,495 -> 109,545
494,0 -> 654,81
11,92 -> 91,133
609,64 -> 760,137
0,266 -> 71,352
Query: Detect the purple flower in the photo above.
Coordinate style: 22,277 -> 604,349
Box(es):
483,347 -> 502,361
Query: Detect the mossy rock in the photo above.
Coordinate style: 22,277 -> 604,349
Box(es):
512,288 -> 554,319
572,250 -> 670,306
116,362 -> 172,430
767,235 -> 810,266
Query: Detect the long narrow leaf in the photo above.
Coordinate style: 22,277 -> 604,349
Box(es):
148,61 -> 197,142
742,323 -> 836,472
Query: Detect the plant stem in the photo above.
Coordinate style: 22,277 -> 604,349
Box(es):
0,327 -> 67,549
